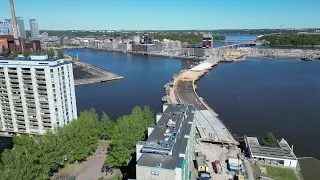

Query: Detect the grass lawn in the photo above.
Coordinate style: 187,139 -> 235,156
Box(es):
252,164 -> 298,180
263,166 -> 298,180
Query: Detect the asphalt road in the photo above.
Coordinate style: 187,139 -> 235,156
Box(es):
176,81 -> 206,110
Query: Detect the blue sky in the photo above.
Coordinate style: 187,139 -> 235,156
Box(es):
0,0 -> 319,30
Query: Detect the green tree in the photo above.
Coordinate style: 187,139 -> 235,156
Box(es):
57,50 -> 65,58
22,50 -> 32,57
8,52 -> 18,58
262,132 -> 277,147
100,112 -> 117,140
46,48 -> 55,58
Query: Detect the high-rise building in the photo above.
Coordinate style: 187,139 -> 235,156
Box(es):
16,17 -> 26,38
0,55 -> 77,135
0,21 -> 10,35
4,18 -> 26,38
29,19 -> 40,39
136,103 -> 196,180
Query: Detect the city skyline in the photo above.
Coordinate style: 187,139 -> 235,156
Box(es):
0,0 -> 319,30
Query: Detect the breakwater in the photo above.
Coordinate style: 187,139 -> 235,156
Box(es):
71,59 -> 123,86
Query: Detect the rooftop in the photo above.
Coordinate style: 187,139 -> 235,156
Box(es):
137,103 -> 195,169
246,136 -> 297,160
0,56 -> 62,62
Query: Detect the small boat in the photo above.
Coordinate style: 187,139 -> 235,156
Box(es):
162,96 -> 167,102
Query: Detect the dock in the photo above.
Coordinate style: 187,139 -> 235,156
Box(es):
165,58 -> 239,145
71,59 -> 123,86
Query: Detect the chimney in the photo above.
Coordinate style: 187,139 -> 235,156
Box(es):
10,0 -> 19,39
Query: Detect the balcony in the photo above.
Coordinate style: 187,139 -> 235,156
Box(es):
29,121 -> 38,125
37,81 -> 47,85
4,119 -> 13,123
27,104 -> 36,108
35,70 -> 45,74
25,98 -> 35,102
2,106 -> 11,110
3,115 -> 12,118
10,84 -> 20,88
36,75 -> 46,79
28,117 -> 37,121
9,78 -> 19,83
16,115 -> 25,120
41,114 -> 50,118
38,90 -> 47,94
16,120 -> 26,125
40,104 -> 49,108
1,101 -> 9,104
24,93 -> 34,98
17,129 -> 27,133
0,78 -> 6,82
25,89 -> 34,93
0,87 -> 7,91
42,118 -> 51,123
23,83 -> 33,87
7,69 -> 17,73
0,96 -> 8,100
11,88 -> 21,93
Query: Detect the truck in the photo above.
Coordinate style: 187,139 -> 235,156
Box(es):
213,160 -> 223,174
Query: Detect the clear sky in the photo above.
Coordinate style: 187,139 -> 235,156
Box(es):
0,0 -> 319,30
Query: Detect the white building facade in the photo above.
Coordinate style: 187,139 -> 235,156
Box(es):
0,55 -> 77,135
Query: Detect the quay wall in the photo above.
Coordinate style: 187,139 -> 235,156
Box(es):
70,59 -> 123,86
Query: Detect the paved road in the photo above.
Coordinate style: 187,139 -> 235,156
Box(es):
176,81 -> 206,110
76,144 -> 116,180
243,159 -> 254,180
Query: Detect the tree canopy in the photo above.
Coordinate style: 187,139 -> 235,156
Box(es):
262,132 -> 277,147
0,106 -> 155,180
258,34 -> 320,46
57,50 -> 65,58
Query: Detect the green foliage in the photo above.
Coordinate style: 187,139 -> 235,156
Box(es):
8,52 -> 18,58
262,132 -> 277,147
154,33 -> 225,44
259,35 -> 320,46
106,106 -> 155,168
22,50 -> 32,57
46,48 -> 55,58
32,49 -> 47,55
0,106 -> 155,180
57,50 -> 65,58
100,113 -> 117,140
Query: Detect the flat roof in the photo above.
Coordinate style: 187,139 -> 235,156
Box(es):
0,56 -> 61,62
137,103 -> 195,170
195,110 -> 238,145
246,136 -> 297,160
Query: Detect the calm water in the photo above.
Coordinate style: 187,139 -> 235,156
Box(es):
64,49 -> 194,120
197,59 -> 320,160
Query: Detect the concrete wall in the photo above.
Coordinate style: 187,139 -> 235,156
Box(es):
136,166 -> 175,180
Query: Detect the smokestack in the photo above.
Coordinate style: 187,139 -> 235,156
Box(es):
10,0 -> 19,39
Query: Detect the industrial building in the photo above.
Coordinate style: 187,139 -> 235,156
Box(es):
29,19 -> 40,39
0,35 -> 41,54
136,103 -> 196,180
202,33 -> 213,48
244,136 -> 298,168
0,55 -> 77,135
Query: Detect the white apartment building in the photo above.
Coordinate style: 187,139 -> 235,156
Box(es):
0,55 -> 77,135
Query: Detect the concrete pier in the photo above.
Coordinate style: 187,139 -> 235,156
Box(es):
71,59 -> 123,86
165,60 -> 238,145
